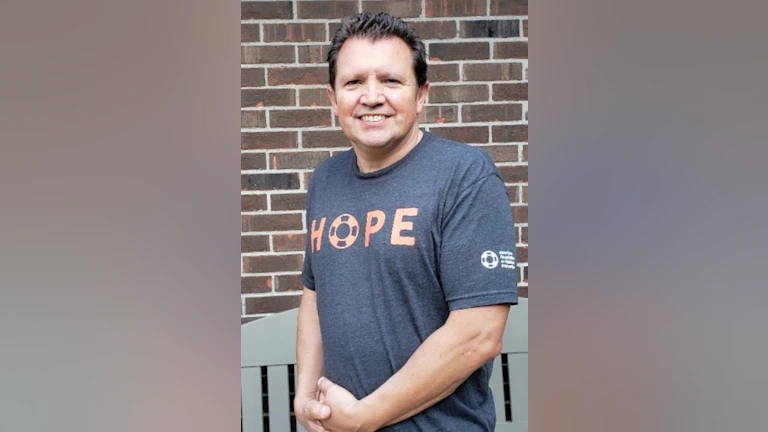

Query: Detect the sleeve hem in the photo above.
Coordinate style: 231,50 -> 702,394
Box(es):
446,291 -> 518,311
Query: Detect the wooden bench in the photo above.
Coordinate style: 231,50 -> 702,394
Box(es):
242,298 -> 527,431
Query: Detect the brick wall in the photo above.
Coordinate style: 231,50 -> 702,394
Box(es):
241,0 -> 529,323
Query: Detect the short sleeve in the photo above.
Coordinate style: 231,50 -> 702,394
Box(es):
301,177 -> 316,291
439,173 -> 518,310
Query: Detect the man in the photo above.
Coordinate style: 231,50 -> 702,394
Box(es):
294,12 -> 518,432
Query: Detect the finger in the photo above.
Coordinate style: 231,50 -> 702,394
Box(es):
317,376 -> 335,393
311,420 -> 330,432
303,398 -> 331,420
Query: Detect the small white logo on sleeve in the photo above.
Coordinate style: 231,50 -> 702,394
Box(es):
481,251 -> 499,269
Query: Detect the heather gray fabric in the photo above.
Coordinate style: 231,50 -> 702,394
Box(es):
302,131 -> 518,431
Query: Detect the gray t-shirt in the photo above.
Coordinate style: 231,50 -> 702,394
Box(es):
302,131 -> 518,431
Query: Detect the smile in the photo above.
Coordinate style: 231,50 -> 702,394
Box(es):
360,115 -> 386,122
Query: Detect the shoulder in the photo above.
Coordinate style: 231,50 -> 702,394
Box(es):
309,149 -> 354,184
422,132 -> 499,187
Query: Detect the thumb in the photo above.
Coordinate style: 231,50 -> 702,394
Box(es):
305,399 -> 331,420
317,376 -> 336,393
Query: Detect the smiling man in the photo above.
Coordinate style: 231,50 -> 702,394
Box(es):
294,12 -> 519,432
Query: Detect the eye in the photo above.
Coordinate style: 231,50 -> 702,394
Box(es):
386,79 -> 400,84
346,80 -> 361,86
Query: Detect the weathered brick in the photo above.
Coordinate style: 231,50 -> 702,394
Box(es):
242,111 -> 267,128
518,286 -> 528,298
304,172 -> 313,189
242,194 -> 267,212
297,1 -> 358,19
498,166 -> 527,183
429,84 -> 488,103
363,0 -> 421,17
242,1 -> 293,20
429,126 -> 488,143
302,129 -> 351,148
274,274 -> 305,292
522,144 -> 528,162
271,193 -> 307,211
516,245 -> 528,262
494,42 -> 528,59
299,88 -> 332,107
270,109 -> 332,128
244,254 -> 304,273
479,145 -> 518,163
298,45 -> 329,64
428,64 -> 460,82
242,131 -> 299,150
430,42 -> 489,61
270,151 -> 331,169
523,19 -> 528,37
245,294 -> 301,314
241,24 -> 260,43
242,276 -> 272,294
242,235 -> 270,253
490,0 -> 528,15
329,22 -> 343,40
242,88 -> 295,107
267,66 -> 329,86
242,213 -> 304,232
241,45 -> 295,64
462,104 -> 523,122
426,0 -> 485,17
264,23 -> 326,43
242,153 -> 267,170
420,105 -> 458,124
493,83 -> 528,101
521,265 -> 528,282
407,20 -> 457,39
463,63 -> 523,81
506,185 -> 520,202
493,125 -> 528,142
241,68 -> 265,87
273,233 -> 306,252
242,173 -> 301,191
460,20 -> 520,38
520,226 -> 528,243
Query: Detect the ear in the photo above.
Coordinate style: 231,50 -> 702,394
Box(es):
326,85 -> 338,116
416,81 -> 430,115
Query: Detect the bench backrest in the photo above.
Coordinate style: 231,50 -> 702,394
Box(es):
241,298 -> 528,432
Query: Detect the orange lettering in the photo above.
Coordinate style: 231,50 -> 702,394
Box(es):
328,213 -> 360,249
364,210 -> 386,247
310,218 -> 326,252
390,208 -> 418,246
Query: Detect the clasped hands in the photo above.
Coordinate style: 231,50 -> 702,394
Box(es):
295,376 -> 375,432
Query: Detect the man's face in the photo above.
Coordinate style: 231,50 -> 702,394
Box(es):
327,37 -> 429,153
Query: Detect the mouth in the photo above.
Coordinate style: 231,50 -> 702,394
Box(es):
358,114 -> 388,123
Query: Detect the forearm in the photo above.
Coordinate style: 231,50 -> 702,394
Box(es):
296,287 -> 325,398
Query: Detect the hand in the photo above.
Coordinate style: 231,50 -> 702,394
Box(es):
294,392 -> 332,432
316,377 -> 373,432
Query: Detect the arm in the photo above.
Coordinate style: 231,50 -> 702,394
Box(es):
318,303 -> 510,431
294,287 -> 332,432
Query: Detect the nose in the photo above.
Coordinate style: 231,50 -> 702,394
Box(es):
360,80 -> 384,106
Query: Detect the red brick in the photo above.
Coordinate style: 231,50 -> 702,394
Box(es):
242,88 -> 295,108
429,84 -> 488,103
460,20 -> 520,38
241,24 -> 260,43
242,173 -> 301,191
298,45 -> 329,64
363,0 -> 421,17
498,166 -> 527,183
245,294 -> 301,314
523,19 -> 528,37
494,42 -> 528,59
302,129 -> 351,148
428,64 -> 460,82
493,83 -> 528,101
492,125 -> 528,142
273,234 -> 306,252
241,68 -> 265,87
522,265 -> 528,282
243,254 -> 304,273
506,185 -> 520,202
268,66 -> 329,86
463,63 -> 523,81
429,126 -> 488,144
462,104 -> 523,122
242,194 -> 267,212
513,206 -> 528,225
270,151 -> 331,169
407,20 -> 457,39
520,226 -> 528,243
430,42 -> 489,61
242,213 -> 303,232
242,1 -> 293,20
490,0 -> 528,15
518,286 -> 528,298
242,131 -> 298,150
299,88 -> 332,107
241,45 -> 295,64
479,145 -> 518,163
304,172 -> 313,189
242,276 -> 272,294
516,245 -> 528,262
241,153 -> 267,170
522,145 -> 528,162
426,0 -> 485,17
274,274 -> 305,292
420,105 -> 458,124
242,235 -> 270,253
264,23 -> 327,43
270,109 -> 332,128
297,1 -> 358,19
241,111 -> 267,128
271,193 -> 307,211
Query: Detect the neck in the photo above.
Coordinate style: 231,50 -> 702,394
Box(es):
355,128 -> 424,173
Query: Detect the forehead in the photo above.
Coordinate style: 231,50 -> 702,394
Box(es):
336,37 -> 414,76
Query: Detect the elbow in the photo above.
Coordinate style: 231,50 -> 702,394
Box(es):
481,337 -> 503,363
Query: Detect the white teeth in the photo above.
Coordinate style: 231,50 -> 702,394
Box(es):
361,115 -> 384,122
